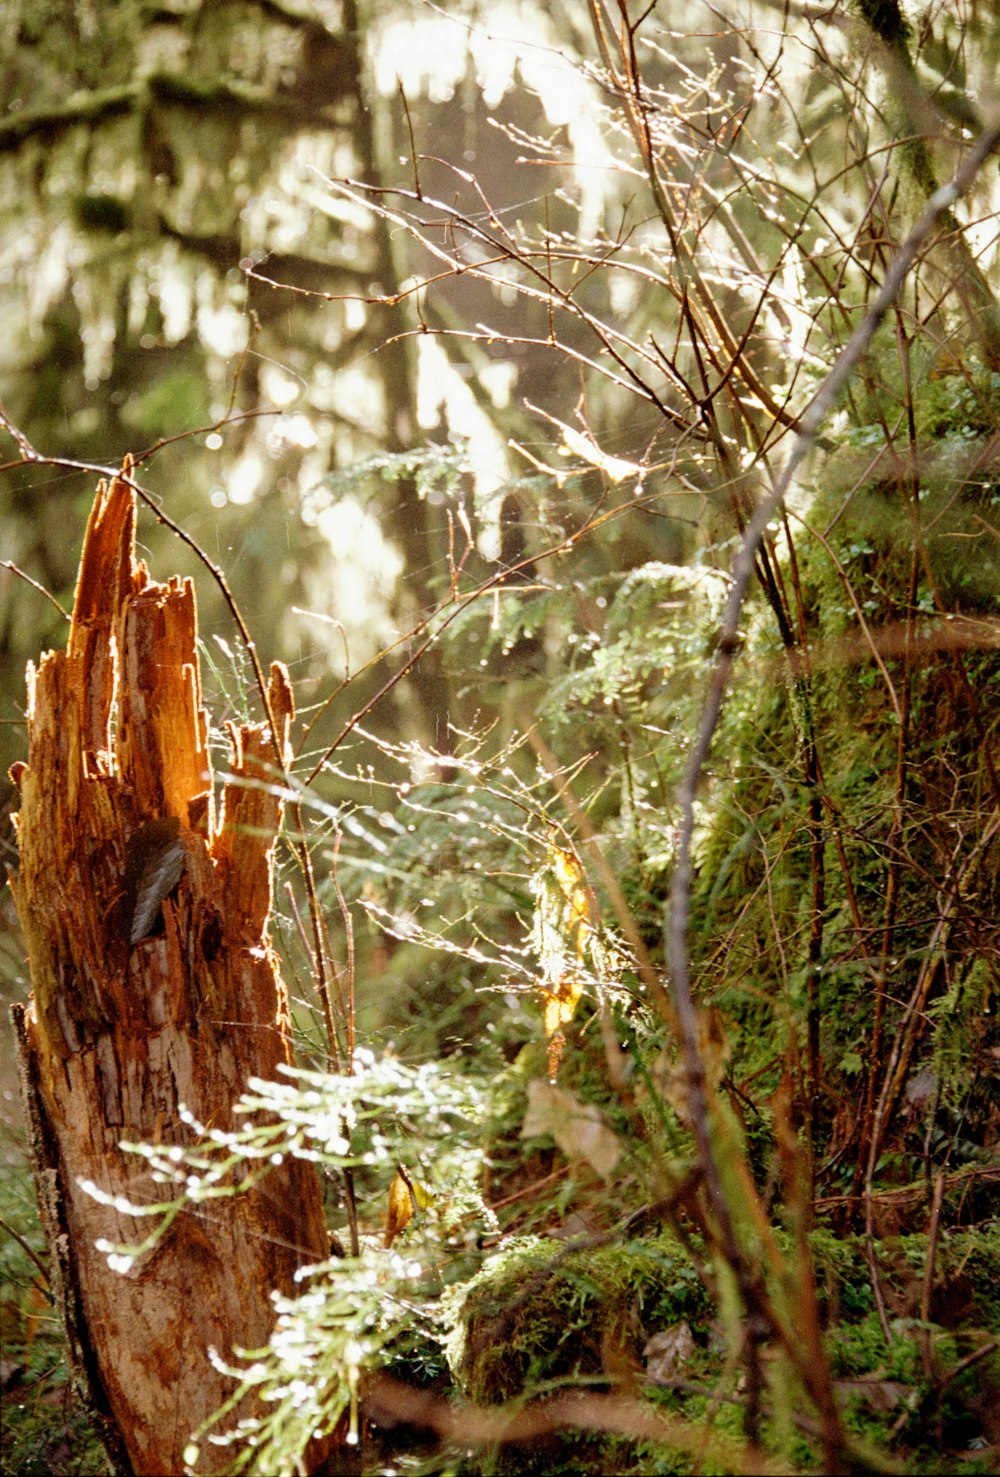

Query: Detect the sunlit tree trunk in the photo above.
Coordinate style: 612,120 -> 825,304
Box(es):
8,468 -> 332,1476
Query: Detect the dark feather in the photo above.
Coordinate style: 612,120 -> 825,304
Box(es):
125,817 -> 187,946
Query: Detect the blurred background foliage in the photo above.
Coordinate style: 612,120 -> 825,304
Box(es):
1,0 -> 999,1472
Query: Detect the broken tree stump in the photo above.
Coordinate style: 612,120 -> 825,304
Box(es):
7,467 -> 332,1475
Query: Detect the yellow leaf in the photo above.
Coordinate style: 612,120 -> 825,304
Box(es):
542,974 -> 584,1035
548,840 -> 595,951
533,839 -> 597,1077
384,1166 -> 432,1248
384,1170 -> 414,1248
541,974 -> 585,1077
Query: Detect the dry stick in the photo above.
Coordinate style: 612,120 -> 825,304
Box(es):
396,80 -> 422,200
364,1370 -> 784,1476
283,875 -> 349,1065
297,615 -> 423,755
593,0 -> 807,443
327,831 -> 356,1062
853,318 -> 923,1202
627,0 -> 835,1165
600,0 -> 840,1191
919,1172 -> 946,1382
0,1212 -> 51,1289
775,512 -> 827,1192
863,1219 -> 895,1348
864,808 -> 1000,1205
667,118 -> 1000,1458
935,1337 -> 1000,1399
488,1163 -> 572,1213
131,410 -> 280,468
772,1079 -> 843,1461
132,312 -> 276,466
669,112 -> 1000,1189
0,398 -> 40,460
284,880 -> 323,999
815,1161 -> 1000,1216
320,175 -> 689,428
0,561 -> 70,621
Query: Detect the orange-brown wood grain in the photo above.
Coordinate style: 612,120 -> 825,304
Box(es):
8,466 -> 332,1476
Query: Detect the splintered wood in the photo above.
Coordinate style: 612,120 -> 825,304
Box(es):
7,467 -> 331,1476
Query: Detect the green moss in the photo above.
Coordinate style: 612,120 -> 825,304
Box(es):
810,1224 -> 1000,1334
797,1225 -> 1000,1466
446,1231 -> 708,1405
441,1227 -> 715,1475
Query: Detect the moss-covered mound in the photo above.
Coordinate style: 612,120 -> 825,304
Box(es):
446,1230 -> 709,1403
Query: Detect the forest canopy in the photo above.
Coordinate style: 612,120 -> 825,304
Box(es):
1,2 -> 998,1474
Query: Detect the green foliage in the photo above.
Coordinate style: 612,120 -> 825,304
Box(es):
0,1162 -> 111,1477
3,0 -> 1000,1471
119,369 -> 209,440
313,445 -> 471,508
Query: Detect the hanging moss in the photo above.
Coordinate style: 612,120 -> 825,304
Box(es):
853,1 -> 912,54
71,192 -> 132,234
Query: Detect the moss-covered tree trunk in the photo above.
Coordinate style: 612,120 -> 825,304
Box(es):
7,468 -> 331,1476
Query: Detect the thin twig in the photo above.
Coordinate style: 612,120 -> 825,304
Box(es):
0,562 -> 70,621
668,117 -> 1000,1228
364,1370 -> 786,1474
397,80 -> 422,199
666,112 -> 1000,1411
0,400 -> 39,460
489,1163 -> 572,1212
920,1172 -> 946,1380
0,1213 -> 51,1290
935,1337 -> 999,1397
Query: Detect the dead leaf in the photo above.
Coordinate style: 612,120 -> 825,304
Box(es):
521,1080 -> 620,1181
555,416 -> 644,482
384,1170 -> 415,1249
383,1167 -> 431,1248
643,1322 -> 696,1382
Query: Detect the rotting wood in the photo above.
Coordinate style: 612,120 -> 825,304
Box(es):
7,464 -> 332,1476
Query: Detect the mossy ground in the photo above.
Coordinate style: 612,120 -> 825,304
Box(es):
0,1161 -> 110,1477
418,1220 -> 1000,1476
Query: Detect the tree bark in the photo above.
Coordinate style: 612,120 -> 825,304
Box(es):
7,467 -> 332,1475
